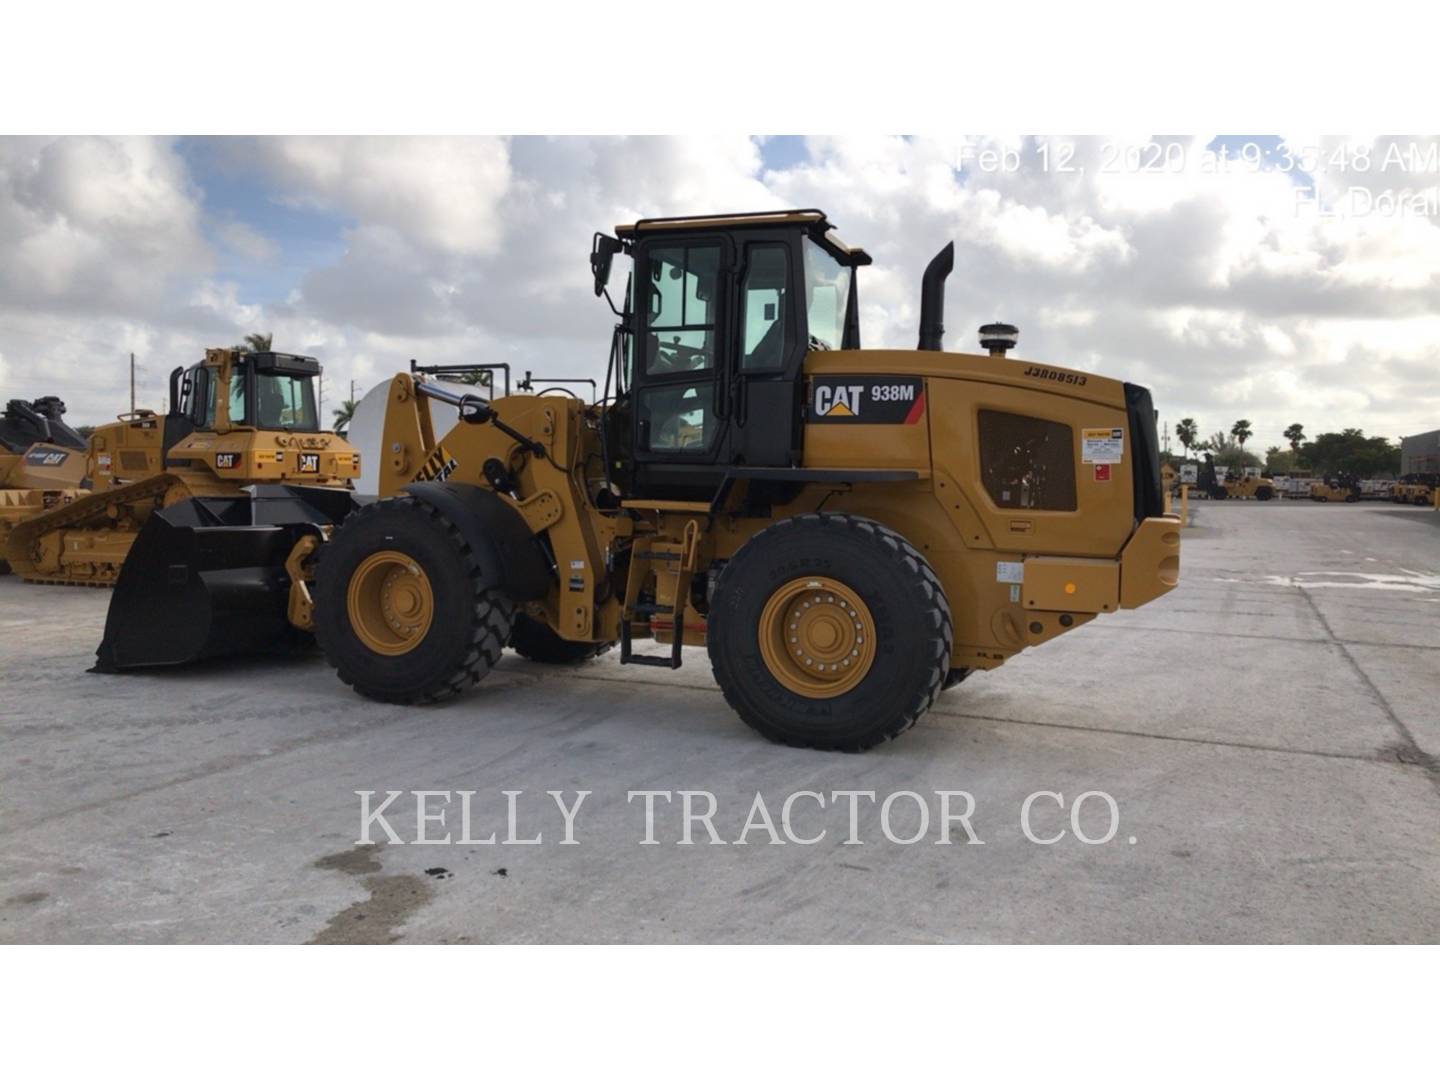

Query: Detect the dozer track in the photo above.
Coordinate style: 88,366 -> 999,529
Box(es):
5,472 -> 186,585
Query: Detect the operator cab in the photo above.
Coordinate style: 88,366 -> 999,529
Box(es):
169,350 -> 323,443
592,210 -> 870,498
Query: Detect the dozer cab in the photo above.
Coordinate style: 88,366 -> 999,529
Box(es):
6,348 -> 360,586
95,210 -> 1180,751
0,396 -> 89,570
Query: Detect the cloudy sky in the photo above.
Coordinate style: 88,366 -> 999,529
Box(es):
1,135 -> 1436,450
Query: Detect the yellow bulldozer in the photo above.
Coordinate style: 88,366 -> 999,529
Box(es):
6,348 -> 360,586
0,396 -> 90,569
93,210 -> 1179,750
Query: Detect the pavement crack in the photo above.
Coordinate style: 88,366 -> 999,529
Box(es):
1091,623 -> 1329,645
1296,588 -> 1440,793
921,708 -> 1415,768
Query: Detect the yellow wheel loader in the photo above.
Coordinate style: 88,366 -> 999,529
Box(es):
0,396 -> 90,570
6,348 -> 359,587
94,210 -> 1179,750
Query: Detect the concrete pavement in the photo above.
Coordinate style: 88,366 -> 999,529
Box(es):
2,501 -> 1437,942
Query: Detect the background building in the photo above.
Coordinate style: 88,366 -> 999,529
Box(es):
1400,429 -> 1440,474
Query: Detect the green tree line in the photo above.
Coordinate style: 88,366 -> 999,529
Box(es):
1170,418 -> 1401,478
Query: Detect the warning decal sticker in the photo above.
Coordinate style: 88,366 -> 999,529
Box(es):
415,442 -> 459,483
1081,427 -> 1125,464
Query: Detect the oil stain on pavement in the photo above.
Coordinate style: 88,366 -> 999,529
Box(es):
309,846 -> 434,945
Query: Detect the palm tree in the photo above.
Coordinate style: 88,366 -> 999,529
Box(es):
234,332 -> 273,354
457,370 -> 494,391
1231,419 -> 1253,453
1176,418 -> 1199,459
1283,423 -> 1306,453
331,399 -> 358,436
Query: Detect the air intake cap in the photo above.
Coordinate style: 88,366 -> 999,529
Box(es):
979,323 -> 1018,357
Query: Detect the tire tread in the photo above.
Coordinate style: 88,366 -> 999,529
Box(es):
709,512 -> 952,752
314,497 -> 514,704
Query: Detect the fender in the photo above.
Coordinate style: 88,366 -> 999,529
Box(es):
403,481 -> 553,600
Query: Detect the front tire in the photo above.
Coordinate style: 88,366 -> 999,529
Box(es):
943,667 -> 973,691
313,497 -> 514,703
1256,486 -> 1273,501
707,513 -> 952,752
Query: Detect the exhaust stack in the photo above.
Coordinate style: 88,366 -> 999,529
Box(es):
916,242 -> 955,351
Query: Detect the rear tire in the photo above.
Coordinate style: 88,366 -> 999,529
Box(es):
707,513 -> 952,752
1212,487 -> 1228,500
313,497 -> 514,703
510,613 -> 612,664
1256,486 -> 1273,501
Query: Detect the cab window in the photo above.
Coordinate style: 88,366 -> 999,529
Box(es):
740,245 -> 790,370
638,384 -> 716,453
254,374 -> 319,430
200,369 -> 217,427
187,368 -> 209,425
645,245 -> 719,375
802,238 -> 852,350
978,410 -> 1077,511
228,360 -> 249,425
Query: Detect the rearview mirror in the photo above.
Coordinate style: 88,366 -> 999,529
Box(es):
591,233 -> 624,297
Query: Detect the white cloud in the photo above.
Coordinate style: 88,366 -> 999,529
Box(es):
250,135 -> 513,255
1,134 -> 1437,447
216,220 -> 276,262
0,136 -> 209,313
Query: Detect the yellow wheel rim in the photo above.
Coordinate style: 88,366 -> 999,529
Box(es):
758,576 -> 876,699
346,549 -> 435,656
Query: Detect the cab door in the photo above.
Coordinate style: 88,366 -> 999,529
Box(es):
629,237 -> 733,494
727,232 -> 806,467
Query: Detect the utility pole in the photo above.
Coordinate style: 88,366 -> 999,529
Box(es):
130,352 -> 136,413
349,379 -> 356,406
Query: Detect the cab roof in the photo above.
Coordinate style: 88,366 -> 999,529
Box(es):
616,209 -> 871,266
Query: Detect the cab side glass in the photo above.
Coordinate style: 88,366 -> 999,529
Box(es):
741,245 -> 790,370
638,384 -> 716,453
645,245 -> 719,375
229,361 -> 248,425
802,238 -> 852,350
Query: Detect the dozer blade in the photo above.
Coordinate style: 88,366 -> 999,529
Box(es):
93,484 -> 361,672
